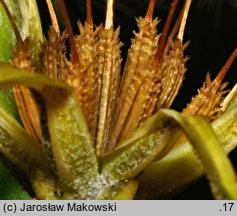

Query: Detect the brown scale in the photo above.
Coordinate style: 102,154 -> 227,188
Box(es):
102,27 -> 122,150
94,25 -> 122,155
119,0 -> 190,154
115,1 -> 161,142
117,0 -> 181,140
117,65 -> 158,142
0,0 -> 43,143
42,26 -> 72,82
131,38 -> 188,131
11,40 -> 43,143
156,38 -> 189,109
107,2 -> 160,151
49,0 -> 106,141
141,72 -> 162,119
2,3 -> 44,145
140,0 -> 190,121
182,74 -> 225,120
182,48 -> 237,120
74,21 -> 101,137
173,48 -> 236,149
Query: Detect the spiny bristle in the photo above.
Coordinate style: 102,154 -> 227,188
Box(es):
56,0 -> 79,67
218,48 -> 237,111
86,0 -> 93,26
46,0 -> 60,34
146,0 -> 156,21
182,48 -> 237,120
215,48 -> 237,83
164,3 -> 185,56
105,0 -> 114,29
177,0 -> 192,42
155,0 -> 179,65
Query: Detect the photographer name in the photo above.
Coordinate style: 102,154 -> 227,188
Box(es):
19,202 -> 117,212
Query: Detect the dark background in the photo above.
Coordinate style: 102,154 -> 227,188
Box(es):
36,0 -> 237,199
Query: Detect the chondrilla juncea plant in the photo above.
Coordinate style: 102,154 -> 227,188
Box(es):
0,0 -> 236,199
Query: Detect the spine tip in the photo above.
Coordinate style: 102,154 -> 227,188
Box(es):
105,0 -> 114,29
145,0 -> 156,21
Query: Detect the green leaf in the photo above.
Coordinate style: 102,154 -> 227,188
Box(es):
160,109 -> 237,199
0,63 -> 69,91
0,88 -> 20,121
102,106 -> 237,199
0,63 -> 99,199
46,92 -> 99,199
101,118 -> 177,180
137,105 -> 237,199
0,99 -> 45,172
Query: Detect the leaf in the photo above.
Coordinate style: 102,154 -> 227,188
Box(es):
0,99 -> 45,172
101,109 -> 182,181
103,107 -> 237,199
0,63 -> 99,199
0,88 -> 20,121
0,63 -> 68,91
160,109 -> 237,199
101,119 -> 176,180
137,103 -> 237,199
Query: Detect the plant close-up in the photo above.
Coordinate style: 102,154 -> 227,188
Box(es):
0,0 -> 237,200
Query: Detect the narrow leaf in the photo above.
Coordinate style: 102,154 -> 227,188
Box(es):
101,109 -> 183,182
0,101 -> 45,172
103,107 -> 237,199
0,63 -> 99,198
160,109 -> 237,199
138,104 -> 237,199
